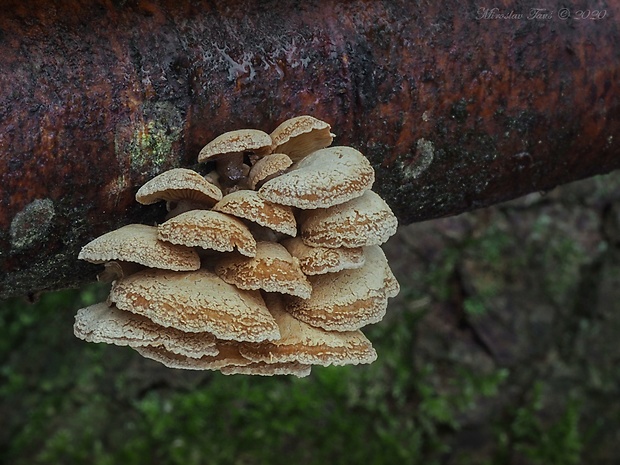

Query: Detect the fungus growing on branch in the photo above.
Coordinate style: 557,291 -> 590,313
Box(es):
73,115 -> 400,377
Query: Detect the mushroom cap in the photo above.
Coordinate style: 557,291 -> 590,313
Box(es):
238,294 -> 377,366
300,190 -> 398,248
78,224 -> 201,271
136,343 -> 252,371
215,242 -> 312,299
109,268 -> 280,342
158,210 -> 256,257
281,237 -> 365,275
198,129 -> 272,163
220,361 -> 312,377
74,302 -> 218,358
257,146 -> 374,209
269,115 -> 333,162
248,153 -> 293,189
284,246 -> 395,331
135,168 -> 222,206
213,190 -> 297,237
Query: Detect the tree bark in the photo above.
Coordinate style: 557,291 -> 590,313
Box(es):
1,0 -> 619,298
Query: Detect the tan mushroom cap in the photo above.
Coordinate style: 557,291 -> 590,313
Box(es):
136,343 -> 252,371
284,246 -> 395,331
257,146 -> 374,209
215,242 -> 312,299
282,237 -> 365,275
220,361 -> 312,377
198,129 -> 272,163
384,264 -> 400,298
269,115 -> 334,162
96,261 -> 144,282
135,168 -> 222,206
238,294 -> 377,366
213,190 -> 297,237
158,210 -> 256,257
300,190 -> 398,248
249,153 -> 293,189
78,224 -> 201,271
109,269 -> 280,342
74,302 -> 218,358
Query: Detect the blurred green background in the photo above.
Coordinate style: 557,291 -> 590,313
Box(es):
2,172 -> 620,465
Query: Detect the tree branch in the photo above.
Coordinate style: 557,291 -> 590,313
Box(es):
1,0 -> 619,297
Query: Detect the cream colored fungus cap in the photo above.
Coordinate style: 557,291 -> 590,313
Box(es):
284,246 -> 396,331
198,129 -> 272,163
220,360 -> 312,377
300,190 -> 398,248
281,237 -> 365,275
158,210 -> 256,257
215,242 -> 312,299
213,190 -> 297,237
257,146 -> 374,209
73,302 -> 218,358
109,269 -> 280,342
238,294 -> 377,366
135,343 -> 252,371
269,115 -> 334,162
78,224 -> 201,271
248,153 -> 293,189
135,168 -> 222,206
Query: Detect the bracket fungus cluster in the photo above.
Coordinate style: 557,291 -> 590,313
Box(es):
74,115 -> 400,377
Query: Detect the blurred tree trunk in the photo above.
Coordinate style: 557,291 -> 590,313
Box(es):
1,0 -> 619,298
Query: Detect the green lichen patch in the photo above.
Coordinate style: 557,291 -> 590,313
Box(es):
114,101 -> 184,179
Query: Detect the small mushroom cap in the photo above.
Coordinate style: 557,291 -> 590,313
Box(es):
213,190 -> 297,237
74,302 -> 218,358
249,153 -> 293,189
136,343 -> 252,371
220,361 -> 312,377
198,129 -> 272,163
284,246 -> 395,331
300,190 -> 398,248
269,115 -> 334,161
109,269 -> 280,342
238,294 -> 377,366
282,237 -> 365,275
215,242 -> 312,299
257,146 -> 374,209
96,261 -> 144,282
78,224 -> 201,271
158,210 -> 256,257
135,168 -> 223,206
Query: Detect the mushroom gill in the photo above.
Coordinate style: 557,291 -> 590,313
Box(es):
73,115 -> 400,377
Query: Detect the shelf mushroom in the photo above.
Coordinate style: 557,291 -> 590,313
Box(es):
215,242 -> 312,299
135,343 -> 254,371
284,246 -> 398,331
300,190 -> 398,248
248,153 -> 293,189
157,210 -> 257,257
281,237 -> 365,275
213,190 -> 297,237
238,294 -> 377,366
109,269 -> 281,342
257,146 -> 375,209
74,302 -> 219,358
78,224 -> 201,273
135,167 -> 223,210
269,115 -> 334,161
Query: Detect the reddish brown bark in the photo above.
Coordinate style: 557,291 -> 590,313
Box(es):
0,0 -> 619,297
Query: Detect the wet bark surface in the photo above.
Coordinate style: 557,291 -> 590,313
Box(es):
1,0 -> 619,297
